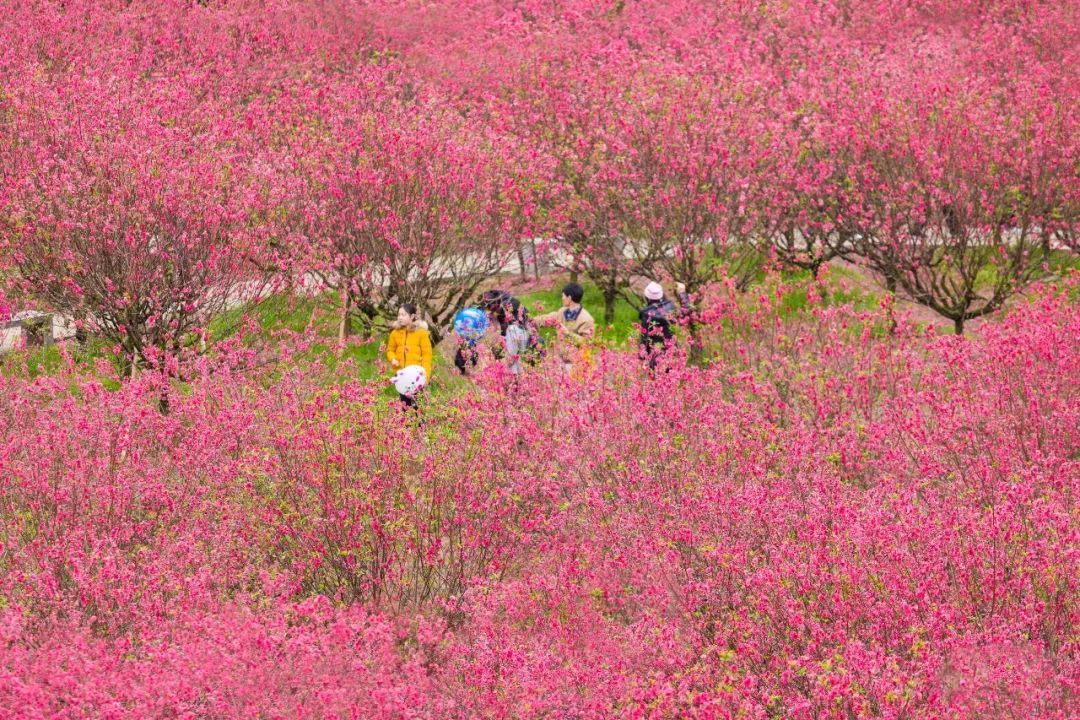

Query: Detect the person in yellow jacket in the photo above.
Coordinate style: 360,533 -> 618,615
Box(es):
387,303 -> 432,409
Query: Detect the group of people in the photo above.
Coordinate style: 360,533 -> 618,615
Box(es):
385,280 -> 691,409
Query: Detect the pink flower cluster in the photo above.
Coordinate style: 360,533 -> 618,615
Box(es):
0,283 -> 1075,718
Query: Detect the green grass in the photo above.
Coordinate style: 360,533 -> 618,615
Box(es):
518,283 -> 641,346
1047,249 -> 1080,274
0,266 -> 899,392
0,336 -> 115,381
209,293 -> 383,375
209,293 -> 328,340
775,266 -> 881,318
208,293 -> 407,402
215,293 -> 480,403
1,343 -> 64,378
241,274 -> 880,391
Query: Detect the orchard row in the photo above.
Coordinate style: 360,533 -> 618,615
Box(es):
0,0 -> 1076,372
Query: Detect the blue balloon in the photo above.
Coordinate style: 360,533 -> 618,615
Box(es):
453,306 -> 488,342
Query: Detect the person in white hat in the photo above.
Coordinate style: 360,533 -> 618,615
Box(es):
638,281 -> 689,370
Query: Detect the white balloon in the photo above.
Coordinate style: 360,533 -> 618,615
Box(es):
393,365 -> 427,397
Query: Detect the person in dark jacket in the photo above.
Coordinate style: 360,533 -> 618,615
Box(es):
453,340 -> 480,376
477,289 -> 543,367
452,290 -> 544,375
639,281 -> 690,370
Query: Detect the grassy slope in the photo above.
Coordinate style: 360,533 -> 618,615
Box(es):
517,283 -> 642,346
6,251 -> 1077,382
1,271 -> 880,385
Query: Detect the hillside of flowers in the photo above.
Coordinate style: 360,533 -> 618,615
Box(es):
0,1 -> 1078,718
0,284 -> 1076,718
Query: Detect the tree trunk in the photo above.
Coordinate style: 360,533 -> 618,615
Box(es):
687,319 -> 705,367
804,258 -> 826,300
885,301 -> 897,337
569,233 -> 586,285
121,336 -> 139,380
816,283 -> 829,302
338,285 -> 352,343
517,244 -> 527,279
353,297 -> 379,340
953,316 -> 965,335
603,287 -> 617,325
531,239 -> 541,280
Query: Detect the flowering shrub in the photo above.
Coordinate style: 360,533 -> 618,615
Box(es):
0,282 -> 1075,717
1,600 -> 446,718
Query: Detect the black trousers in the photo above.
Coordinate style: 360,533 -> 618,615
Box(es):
399,388 -> 424,410
454,345 -> 479,374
